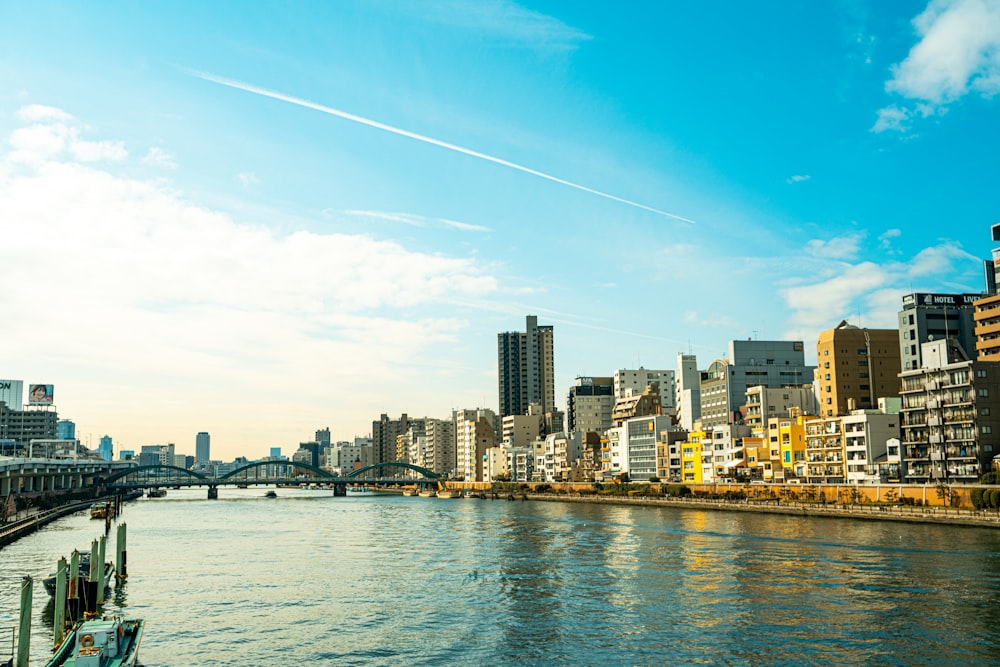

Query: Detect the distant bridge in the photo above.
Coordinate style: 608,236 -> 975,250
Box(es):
101,462 -> 441,498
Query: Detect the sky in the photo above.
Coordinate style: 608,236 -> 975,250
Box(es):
0,0 -> 997,460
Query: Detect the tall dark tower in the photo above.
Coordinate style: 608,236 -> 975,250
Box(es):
497,315 -> 554,418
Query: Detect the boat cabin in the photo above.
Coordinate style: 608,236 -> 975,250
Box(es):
73,617 -> 124,667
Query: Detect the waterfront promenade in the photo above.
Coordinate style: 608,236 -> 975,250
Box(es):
526,492 -> 1000,527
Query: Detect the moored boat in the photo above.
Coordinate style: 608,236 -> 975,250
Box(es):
417,488 -> 437,498
264,490 -> 278,498
44,558 -> 115,597
89,502 -> 115,520
146,488 -> 166,498
46,616 -> 144,667
345,486 -> 396,497
401,487 -> 419,497
436,488 -> 462,499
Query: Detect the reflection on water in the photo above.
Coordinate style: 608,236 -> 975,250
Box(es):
3,489 -> 1000,666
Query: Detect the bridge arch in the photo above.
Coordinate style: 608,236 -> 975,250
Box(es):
103,464 -> 210,486
347,462 -> 440,479
218,460 -> 335,481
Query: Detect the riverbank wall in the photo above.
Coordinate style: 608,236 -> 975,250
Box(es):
446,481 -> 1000,528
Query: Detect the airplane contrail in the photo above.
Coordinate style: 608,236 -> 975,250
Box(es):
188,69 -> 696,224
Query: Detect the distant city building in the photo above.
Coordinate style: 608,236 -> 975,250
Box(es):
898,292 -> 979,371
815,321 -> 901,417
196,432 -> 211,464
423,418 -> 455,476
615,368 -> 676,409
623,415 -> 676,481
611,384 -> 662,426
0,380 -> 24,410
0,402 -> 57,452
99,435 -> 113,462
501,406 -> 545,449
454,408 -> 496,482
270,447 -> 282,459
56,419 -> 75,441
372,413 -> 411,466
119,449 -> 134,461
315,427 -> 331,446
566,376 -> 614,435
497,315 -> 555,418
676,354 -> 701,431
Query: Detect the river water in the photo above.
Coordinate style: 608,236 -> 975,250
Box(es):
2,488 -> 1000,666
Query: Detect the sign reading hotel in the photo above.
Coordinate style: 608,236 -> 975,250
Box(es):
902,293 -> 981,308
28,383 -> 54,405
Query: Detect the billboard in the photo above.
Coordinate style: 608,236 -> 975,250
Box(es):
28,383 -> 54,405
0,379 -> 24,408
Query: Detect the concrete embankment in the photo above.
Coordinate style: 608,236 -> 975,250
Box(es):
0,500 -> 97,548
527,493 -> 1000,528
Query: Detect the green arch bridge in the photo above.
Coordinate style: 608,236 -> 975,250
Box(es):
102,461 -> 441,498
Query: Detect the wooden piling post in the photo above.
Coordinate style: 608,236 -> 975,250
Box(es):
85,539 -> 100,615
116,522 -> 127,580
16,576 -> 31,667
68,550 -> 80,623
97,535 -> 107,605
53,557 -> 67,647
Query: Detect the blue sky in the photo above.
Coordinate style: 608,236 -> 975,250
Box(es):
0,1 -> 996,459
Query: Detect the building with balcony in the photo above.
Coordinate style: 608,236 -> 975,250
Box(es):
899,338 -> 1000,484
498,315 -> 555,418
973,292 -> 1000,361
805,417 -> 845,484
842,410 -> 899,484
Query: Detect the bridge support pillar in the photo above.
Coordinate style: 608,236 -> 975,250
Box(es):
333,483 -> 346,497
207,486 -> 218,500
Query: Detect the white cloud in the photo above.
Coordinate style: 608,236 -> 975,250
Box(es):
236,171 -> 260,189
872,105 -> 911,133
142,147 -> 178,169
7,108 -> 127,164
786,174 -> 811,184
877,0 -> 1000,130
878,228 -> 903,253
781,238 -> 982,339
805,232 -> 866,260
0,107 -> 499,453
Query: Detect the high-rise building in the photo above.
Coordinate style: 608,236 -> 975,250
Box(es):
497,315 -> 555,418
815,321 -> 901,417
196,432 -> 211,464
898,292 -> 979,370
0,380 -> 24,410
372,413 -> 411,466
99,435 -> 113,462
973,222 -> 1000,361
566,377 -> 614,435
56,419 -> 75,440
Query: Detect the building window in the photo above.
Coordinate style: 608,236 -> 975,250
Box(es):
982,408 -> 991,417
976,369 -> 988,378
983,425 -> 993,435
980,388 -> 990,398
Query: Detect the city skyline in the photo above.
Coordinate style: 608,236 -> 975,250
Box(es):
0,1 -> 996,458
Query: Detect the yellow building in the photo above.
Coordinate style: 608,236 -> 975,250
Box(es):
973,292 -> 1000,361
679,429 -> 706,483
774,412 -> 810,480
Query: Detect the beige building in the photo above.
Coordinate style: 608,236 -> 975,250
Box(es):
612,384 -> 662,426
453,408 -> 497,482
816,322 -> 901,417
974,292 -> 1000,361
